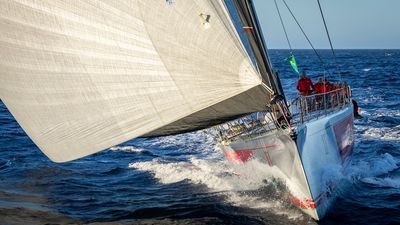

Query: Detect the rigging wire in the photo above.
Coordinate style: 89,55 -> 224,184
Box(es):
273,0 -> 292,52
280,0 -> 333,77
317,0 -> 342,80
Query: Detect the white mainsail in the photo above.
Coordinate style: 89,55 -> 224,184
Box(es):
0,0 -> 272,162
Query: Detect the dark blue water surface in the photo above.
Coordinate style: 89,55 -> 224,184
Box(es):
0,50 -> 399,225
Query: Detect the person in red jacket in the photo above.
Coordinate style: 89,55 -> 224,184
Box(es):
313,77 -> 325,94
296,72 -> 314,96
324,78 -> 334,93
311,77 -> 325,110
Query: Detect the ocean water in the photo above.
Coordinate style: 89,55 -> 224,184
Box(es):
0,50 -> 399,225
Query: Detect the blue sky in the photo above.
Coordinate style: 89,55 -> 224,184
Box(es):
253,0 -> 400,49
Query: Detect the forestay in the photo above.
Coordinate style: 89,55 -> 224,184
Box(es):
0,0 -> 272,162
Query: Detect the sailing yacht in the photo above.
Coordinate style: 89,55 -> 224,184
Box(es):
0,0 -> 354,220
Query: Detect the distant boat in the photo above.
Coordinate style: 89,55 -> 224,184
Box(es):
0,0 -> 354,220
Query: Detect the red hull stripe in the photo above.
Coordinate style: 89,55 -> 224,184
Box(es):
225,150 -> 253,162
288,195 -> 316,209
227,144 -> 279,163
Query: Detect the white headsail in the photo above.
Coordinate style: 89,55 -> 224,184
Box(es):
0,0 -> 272,162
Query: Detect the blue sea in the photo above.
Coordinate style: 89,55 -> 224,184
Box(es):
0,50 -> 399,225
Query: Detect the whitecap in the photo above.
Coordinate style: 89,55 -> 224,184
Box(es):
361,177 -> 400,188
347,153 -> 399,178
361,125 -> 400,141
129,157 -> 306,220
109,146 -> 146,153
129,157 -> 267,191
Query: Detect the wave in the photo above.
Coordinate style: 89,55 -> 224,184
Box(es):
360,95 -> 384,104
347,153 -> 399,179
109,146 -> 146,153
129,158 -> 265,192
143,131 -> 220,157
360,109 -> 400,118
129,157 -> 309,220
360,125 -> 400,141
361,177 -> 400,188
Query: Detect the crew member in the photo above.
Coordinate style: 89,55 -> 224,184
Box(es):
323,78 -> 334,93
296,72 -> 314,96
352,99 -> 362,118
313,77 -> 324,94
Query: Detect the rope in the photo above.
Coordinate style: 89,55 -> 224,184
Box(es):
280,0 -> 333,78
274,0 -> 292,52
317,0 -> 342,80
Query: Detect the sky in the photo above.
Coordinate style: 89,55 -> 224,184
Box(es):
253,0 -> 400,49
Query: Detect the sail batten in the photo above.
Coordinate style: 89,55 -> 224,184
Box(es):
0,0 -> 273,162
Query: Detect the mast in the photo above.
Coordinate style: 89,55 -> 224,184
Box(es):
231,0 -> 286,100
